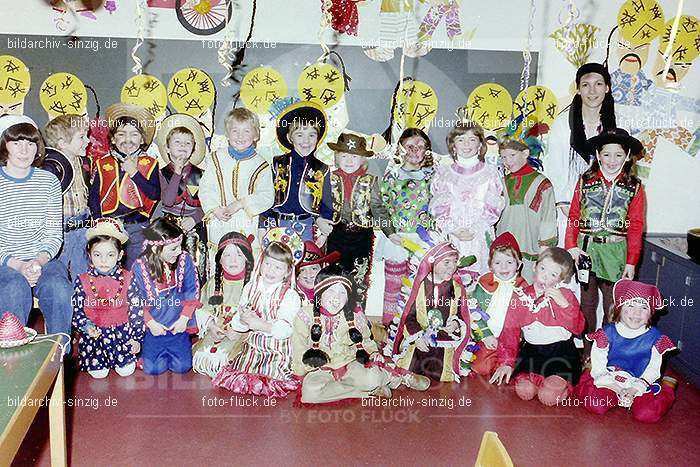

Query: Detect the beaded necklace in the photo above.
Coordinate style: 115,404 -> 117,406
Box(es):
88,269 -> 125,305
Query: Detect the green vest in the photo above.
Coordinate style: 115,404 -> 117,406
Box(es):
580,177 -> 640,236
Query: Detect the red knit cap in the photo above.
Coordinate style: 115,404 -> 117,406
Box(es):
613,280 -> 664,312
489,232 -> 522,261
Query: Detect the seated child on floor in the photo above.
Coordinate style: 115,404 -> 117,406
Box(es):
295,240 -> 340,303
490,247 -> 584,406
293,265 -> 430,404
470,232 -> 528,375
132,218 -> 201,375
72,218 -> 143,379
575,279 -> 677,423
392,241 -> 489,382
212,228 -> 303,398
192,232 -> 255,378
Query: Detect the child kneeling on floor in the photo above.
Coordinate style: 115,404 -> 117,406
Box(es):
293,265 -> 430,403
575,279 -> 677,423
490,247 -> 584,405
72,218 -> 143,378
132,218 -> 201,375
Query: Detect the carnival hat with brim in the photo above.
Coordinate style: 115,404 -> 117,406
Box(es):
0,312 -> 37,348
327,132 -> 374,157
584,128 -> 643,157
299,240 -> 341,268
105,102 -> 156,147
276,101 -> 327,152
86,217 -> 129,244
41,147 -> 75,194
156,113 -> 207,166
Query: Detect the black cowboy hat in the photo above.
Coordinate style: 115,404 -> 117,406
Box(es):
276,101 -> 327,152
584,128 -> 643,157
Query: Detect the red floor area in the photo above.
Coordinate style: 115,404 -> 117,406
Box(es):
11,359 -> 699,466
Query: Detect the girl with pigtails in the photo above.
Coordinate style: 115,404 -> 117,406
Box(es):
192,232 -> 255,378
293,265 -> 430,404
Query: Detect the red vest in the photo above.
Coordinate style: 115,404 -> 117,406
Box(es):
96,154 -> 158,216
79,271 -> 134,327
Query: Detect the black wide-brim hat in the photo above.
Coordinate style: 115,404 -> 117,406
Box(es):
41,147 -> 75,194
276,101 -> 327,152
584,128 -> 643,157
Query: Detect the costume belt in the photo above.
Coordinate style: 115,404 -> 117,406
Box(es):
582,234 -> 626,244
271,211 -> 312,222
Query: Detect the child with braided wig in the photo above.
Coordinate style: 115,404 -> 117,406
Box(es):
192,232 -> 255,378
212,228 -> 303,397
131,218 -> 201,375
293,265 -> 430,403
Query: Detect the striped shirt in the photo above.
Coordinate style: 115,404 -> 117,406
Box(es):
0,167 -> 63,265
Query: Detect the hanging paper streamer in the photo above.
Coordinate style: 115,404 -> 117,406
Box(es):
617,0 -> 666,47
297,62 -> 345,109
512,85 -> 559,129
520,0 -> 536,93
392,80 -> 438,130
131,0 -> 149,75
0,55 -> 31,113
240,67 -> 288,114
465,83 -> 513,130
167,68 -> 216,117
121,74 -> 168,118
40,72 -> 88,119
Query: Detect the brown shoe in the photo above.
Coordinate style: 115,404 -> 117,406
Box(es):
403,373 -> 431,391
369,385 -> 393,398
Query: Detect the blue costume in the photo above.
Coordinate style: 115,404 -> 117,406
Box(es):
132,252 -> 201,375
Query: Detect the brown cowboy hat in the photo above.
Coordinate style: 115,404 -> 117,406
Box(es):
105,103 -> 156,147
327,132 -> 374,157
156,113 -> 207,166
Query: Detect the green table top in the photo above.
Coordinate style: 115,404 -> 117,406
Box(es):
0,339 -> 59,434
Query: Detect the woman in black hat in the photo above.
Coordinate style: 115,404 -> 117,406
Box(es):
565,128 -> 645,363
545,63 -> 617,243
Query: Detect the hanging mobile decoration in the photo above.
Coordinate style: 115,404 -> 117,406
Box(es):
549,0 -> 599,68
240,67 -> 288,114
391,79 -> 439,131
121,74 -> 168,119
39,72 -> 88,120
167,68 -> 216,117
131,0 -> 149,75
465,83 -> 513,130
0,55 -> 31,116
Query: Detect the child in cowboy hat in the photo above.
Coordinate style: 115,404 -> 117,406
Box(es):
327,132 -> 382,282
157,113 -> 208,281
296,240 -> 341,303
260,101 -> 334,244
575,280 -> 677,423
72,218 -> 143,378
88,103 -> 161,269
566,128 -> 646,363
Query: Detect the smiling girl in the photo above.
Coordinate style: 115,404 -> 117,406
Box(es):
566,128 -> 645,363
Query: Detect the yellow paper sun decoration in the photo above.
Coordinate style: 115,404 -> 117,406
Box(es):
466,83 -> 513,130
167,68 -> 216,117
40,72 -> 87,120
240,66 -> 288,114
121,74 -> 168,119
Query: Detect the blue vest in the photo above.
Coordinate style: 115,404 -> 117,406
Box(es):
604,323 -> 661,379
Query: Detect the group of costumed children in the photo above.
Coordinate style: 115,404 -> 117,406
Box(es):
0,87 -> 677,420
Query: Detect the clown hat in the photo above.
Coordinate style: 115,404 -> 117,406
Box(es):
86,218 -> 129,244
613,279 -> 664,312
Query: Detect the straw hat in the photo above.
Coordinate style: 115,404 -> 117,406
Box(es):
156,113 -> 207,166
105,102 -> 156,147
86,218 -> 129,244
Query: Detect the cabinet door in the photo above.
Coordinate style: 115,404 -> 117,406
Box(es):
676,271 -> 700,384
637,242 -> 660,285
656,254 -> 685,344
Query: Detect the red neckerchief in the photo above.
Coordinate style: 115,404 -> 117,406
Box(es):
223,269 -> 245,281
337,166 -> 367,205
509,164 -> 536,192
